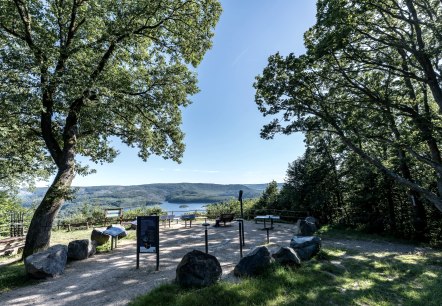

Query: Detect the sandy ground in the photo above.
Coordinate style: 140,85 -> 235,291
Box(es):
0,220 -> 432,306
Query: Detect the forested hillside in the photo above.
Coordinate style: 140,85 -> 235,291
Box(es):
19,183 -> 262,210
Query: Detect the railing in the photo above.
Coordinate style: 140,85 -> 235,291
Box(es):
248,209 -> 310,222
56,209 -> 208,231
0,212 -> 28,256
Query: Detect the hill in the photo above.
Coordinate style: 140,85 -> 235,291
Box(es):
19,183 -> 264,211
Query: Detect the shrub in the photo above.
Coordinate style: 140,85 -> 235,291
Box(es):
123,206 -> 165,220
206,198 -> 258,219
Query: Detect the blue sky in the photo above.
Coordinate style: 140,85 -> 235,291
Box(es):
49,1 -> 317,187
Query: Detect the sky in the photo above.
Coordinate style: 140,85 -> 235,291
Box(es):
41,1 -> 317,187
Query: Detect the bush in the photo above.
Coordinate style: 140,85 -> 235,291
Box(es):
0,192 -> 31,238
123,206 -> 165,220
206,198 -> 258,220
58,204 -> 166,226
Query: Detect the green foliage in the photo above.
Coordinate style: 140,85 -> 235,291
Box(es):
123,206 -> 165,220
254,0 -> 442,244
0,192 -> 32,237
0,0 -> 222,172
206,198 -> 257,220
1,1 -> 221,254
58,202 -> 104,225
0,262 -> 36,294
255,0 -> 442,213
254,180 -> 279,210
130,247 -> 442,306
21,183 -> 262,209
0,192 -> 22,220
58,203 -> 165,225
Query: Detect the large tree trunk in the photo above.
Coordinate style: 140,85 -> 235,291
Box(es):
22,159 -> 75,258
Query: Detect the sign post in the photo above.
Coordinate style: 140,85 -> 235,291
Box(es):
136,216 -> 160,271
238,190 -> 245,246
238,190 -> 244,219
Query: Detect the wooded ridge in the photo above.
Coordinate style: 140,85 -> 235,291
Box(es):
19,183 -> 265,209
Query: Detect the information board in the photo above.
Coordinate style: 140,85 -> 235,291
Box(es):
136,216 -> 159,270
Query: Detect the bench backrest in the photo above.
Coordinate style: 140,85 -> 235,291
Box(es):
160,215 -> 175,220
181,214 -> 196,220
220,213 -> 235,222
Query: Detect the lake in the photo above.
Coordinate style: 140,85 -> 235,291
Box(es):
155,201 -> 208,216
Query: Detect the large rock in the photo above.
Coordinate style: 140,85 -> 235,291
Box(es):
272,247 -> 301,267
289,236 -> 321,261
299,218 -> 317,236
305,216 -> 318,225
91,228 -> 110,245
67,239 -> 96,260
176,250 -> 222,288
234,246 -> 274,277
24,244 -> 68,279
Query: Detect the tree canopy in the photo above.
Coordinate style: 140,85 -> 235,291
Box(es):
0,0 -> 221,256
255,0 -> 442,215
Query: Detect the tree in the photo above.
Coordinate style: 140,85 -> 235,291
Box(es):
0,101 -> 54,191
254,0 -> 442,220
0,0 -> 221,257
0,191 -> 24,225
255,180 -> 280,210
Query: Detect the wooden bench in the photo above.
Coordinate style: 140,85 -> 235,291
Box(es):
160,215 -> 175,227
214,213 -> 235,227
181,214 -> 196,228
0,236 -> 26,256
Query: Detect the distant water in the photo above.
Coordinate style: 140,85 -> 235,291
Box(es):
155,201 -> 208,216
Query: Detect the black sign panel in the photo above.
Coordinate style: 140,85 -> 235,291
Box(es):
136,216 -> 159,270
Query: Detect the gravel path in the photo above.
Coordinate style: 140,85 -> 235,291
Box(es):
0,221 -> 433,306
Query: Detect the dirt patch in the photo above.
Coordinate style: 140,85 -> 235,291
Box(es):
0,221 -> 434,305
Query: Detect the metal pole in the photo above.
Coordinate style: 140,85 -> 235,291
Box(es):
238,190 -> 244,219
266,228 -> 270,244
205,227 -> 208,254
239,221 -> 243,258
242,220 -> 245,246
202,223 -> 210,254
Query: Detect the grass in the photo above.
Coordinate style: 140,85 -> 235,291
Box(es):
2,227 -> 441,304
317,225 -> 418,245
0,261 -> 37,293
130,247 -> 442,306
0,227 -> 137,293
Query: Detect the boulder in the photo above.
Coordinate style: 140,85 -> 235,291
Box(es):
234,246 -> 274,277
289,236 -> 321,261
176,250 -> 222,288
91,228 -> 110,245
299,219 -> 317,236
130,220 -> 137,230
305,216 -> 318,225
272,247 -> 301,267
67,239 -> 96,260
104,224 -> 127,238
24,244 -> 68,279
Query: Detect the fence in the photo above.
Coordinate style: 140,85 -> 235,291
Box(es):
0,212 -> 28,256
248,209 -> 310,222
57,209 -> 207,231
